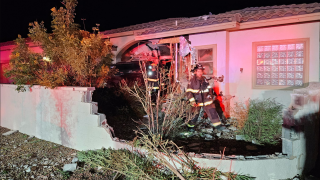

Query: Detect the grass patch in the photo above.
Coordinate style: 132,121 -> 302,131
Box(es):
58,169 -> 72,179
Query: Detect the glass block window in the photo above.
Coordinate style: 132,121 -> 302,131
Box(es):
255,41 -> 306,87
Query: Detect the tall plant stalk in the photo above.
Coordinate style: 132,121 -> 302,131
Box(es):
121,61 -> 195,137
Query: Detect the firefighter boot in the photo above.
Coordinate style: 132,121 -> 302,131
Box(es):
187,122 -> 195,132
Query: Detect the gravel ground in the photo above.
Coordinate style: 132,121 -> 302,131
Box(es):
0,126 -> 114,180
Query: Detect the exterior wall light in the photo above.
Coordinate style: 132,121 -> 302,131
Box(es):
43,57 -> 51,62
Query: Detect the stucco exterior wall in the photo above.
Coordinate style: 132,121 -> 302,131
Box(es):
228,22 -> 320,106
0,84 -> 127,151
190,22 -> 320,107
189,31 -> 228,94
109,35 -> 136,63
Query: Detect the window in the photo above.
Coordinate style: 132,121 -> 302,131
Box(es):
195,44 -> 217,77
252,39 -> 309,89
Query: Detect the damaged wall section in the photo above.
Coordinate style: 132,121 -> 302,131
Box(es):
0,84 -> 129,151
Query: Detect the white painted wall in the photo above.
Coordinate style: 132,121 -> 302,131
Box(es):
189,22 -> 320,108
190,31 -> 227,94
109,35 -> 136,63
0,84 -> 128,151
194,157 -> 299,180
228,22 -> 320,106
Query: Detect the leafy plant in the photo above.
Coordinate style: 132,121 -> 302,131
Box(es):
28,140 -> 41,144
4,0 -> 115,92
0,170 -> 8,174
239,98 -> 283,145
58,169 -> 72,179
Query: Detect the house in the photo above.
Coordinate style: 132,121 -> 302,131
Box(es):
1,3 -> 319,178
1,3 -> 320,109
100,5 -> 320,176
100,2 -> 320,114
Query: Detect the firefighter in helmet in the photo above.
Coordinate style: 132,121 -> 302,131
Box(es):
186,64 -> 226,131
147,60 -> 160,90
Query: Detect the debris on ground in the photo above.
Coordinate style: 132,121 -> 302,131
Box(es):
0,126 -> 114,179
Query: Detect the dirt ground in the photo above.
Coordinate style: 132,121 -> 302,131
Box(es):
0,126 -> 114,180
113,123 -> 282,156
104,115 -> 282,156
93,88 -> 282,156
175,136 -> 282,156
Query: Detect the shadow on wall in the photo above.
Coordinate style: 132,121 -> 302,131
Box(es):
92,87 -> 144,141
60,127 -> 72,148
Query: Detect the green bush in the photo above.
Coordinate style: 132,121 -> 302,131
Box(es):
4,0 -> 115,91
239,98 -> 283,145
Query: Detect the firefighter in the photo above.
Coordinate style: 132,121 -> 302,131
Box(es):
146,60 -> 160,105
147,60 -> 160,90
186,64 -> 226,131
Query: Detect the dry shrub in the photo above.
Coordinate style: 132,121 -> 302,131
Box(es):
120,62 -> 195,138
230,101 -> 249,129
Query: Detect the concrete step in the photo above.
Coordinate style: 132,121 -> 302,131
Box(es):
77,102 -> 98,114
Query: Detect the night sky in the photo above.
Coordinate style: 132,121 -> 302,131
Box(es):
0,0 -> 319,43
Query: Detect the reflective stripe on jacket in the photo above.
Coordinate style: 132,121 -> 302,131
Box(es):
187,75 -> 215,107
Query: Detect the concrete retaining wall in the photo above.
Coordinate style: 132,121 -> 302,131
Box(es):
1,84 -> 318,179
0,84 -> 128,151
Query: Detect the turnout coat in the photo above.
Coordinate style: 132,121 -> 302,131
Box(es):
186,75 -> 215,107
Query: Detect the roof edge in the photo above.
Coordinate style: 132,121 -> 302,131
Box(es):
102,31 -> 134,38
134,12 -> 320,40
134,22 -> 239,40
239,12 -> 320,30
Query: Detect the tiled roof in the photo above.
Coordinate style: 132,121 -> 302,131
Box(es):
102,18 -> 188,35
224,2 -> 320,22
102,2 -> 320,36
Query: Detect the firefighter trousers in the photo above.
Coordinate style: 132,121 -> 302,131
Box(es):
189,104 -> 221,126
